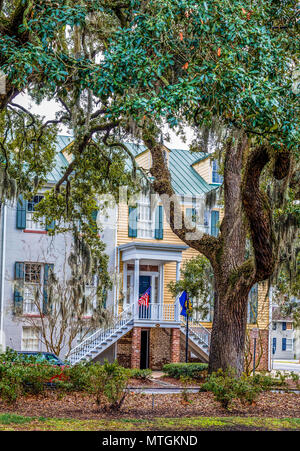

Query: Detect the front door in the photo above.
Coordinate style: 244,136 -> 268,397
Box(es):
139,275 -> 151,319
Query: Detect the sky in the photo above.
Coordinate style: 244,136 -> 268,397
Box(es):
15,93 -> 194,150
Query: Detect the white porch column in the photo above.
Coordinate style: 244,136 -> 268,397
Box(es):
123,263 -> 127,305
176,261 -> 181,281
175,261 -> 181,322
133,258 -> 140,318
159,263 -> 164,303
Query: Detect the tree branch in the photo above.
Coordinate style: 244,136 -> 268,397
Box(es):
142,125 -> 219,262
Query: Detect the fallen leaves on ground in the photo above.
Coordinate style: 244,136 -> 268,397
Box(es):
0,391 -> 298,421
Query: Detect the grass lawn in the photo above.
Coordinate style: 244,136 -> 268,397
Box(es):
0,414 -> 299,431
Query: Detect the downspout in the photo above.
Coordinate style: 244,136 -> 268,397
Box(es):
0,203 -> 7,353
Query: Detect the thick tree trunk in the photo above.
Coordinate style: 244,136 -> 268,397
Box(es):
208,282 -> 250,376
143,126 -> 287,377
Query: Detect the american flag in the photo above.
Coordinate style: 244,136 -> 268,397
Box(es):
138,287 -> 151,308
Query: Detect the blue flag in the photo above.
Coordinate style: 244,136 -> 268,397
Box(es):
179,291 -> 192,317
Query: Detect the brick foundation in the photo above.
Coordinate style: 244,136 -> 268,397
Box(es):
149,327 -> 171,370
171,328 -> 181,363
116,330 -> 132,368
131,327 -> 142,368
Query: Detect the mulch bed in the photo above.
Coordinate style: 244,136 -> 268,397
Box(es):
0,391 -> 299,420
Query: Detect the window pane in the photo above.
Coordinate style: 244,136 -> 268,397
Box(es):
22,327 -> 39,351
26,195 -> 45,230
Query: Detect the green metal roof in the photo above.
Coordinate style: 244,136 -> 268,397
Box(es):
48,137 -> 214,195
125,143 -> 213,196
169,148 -> 211,196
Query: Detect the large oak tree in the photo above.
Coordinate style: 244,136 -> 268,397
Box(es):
98,0 -> 299,374
1,1 -> 299,374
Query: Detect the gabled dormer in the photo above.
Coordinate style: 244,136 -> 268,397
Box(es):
192,155 -> 223,186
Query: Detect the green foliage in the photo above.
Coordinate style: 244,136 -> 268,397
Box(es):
102,0 -> 299,152
128,368 -> 152,381
201,369 -> 262,409
86,360 -> 130,411
59,362 -> 92,392
179,375 -> 194,403
201,369 -> 293,410
163,362 -> 208,380
168,255 -> 213,318
0,350 -> 60,403
290,371 -> 300,389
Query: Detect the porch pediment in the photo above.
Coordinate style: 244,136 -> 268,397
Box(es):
119,242 -> 188,263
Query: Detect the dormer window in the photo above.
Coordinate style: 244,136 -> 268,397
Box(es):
137,194 -> 154,239
212,160 -> 223,184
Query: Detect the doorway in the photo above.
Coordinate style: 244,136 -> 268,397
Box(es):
140,330 -> 150,369
139,275 -> 151,319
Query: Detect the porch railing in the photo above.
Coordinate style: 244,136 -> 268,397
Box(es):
135,302 -> 180,322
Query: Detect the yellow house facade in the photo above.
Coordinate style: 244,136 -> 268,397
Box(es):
67,140 -> 271,371
109,144 -> 271,371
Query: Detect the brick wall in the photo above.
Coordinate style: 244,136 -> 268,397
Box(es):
131,327 -> 142,368
116,330 -> 132,368
171,328 -> 181,363
149,327 -> 172,370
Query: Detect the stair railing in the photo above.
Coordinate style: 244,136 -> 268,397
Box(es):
68,304 -> 134,363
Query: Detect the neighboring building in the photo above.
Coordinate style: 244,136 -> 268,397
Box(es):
0,137 -> 271,370
271,307 -> 295,360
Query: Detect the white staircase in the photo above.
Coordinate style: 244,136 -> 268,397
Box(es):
68,305 -> 134,365
180,320 -> 211,363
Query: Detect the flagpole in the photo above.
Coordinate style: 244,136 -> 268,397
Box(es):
185,295 -> 189,363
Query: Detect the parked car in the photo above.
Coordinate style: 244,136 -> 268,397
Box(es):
15,351 -> 68,383
16,351 -> 66,367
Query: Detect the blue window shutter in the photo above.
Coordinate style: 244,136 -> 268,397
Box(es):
272,338 -> 276,354
46,219 -> 55,232
155,206 -> 163,239
211,211 -> 219,237
282,338 -> 286,351
249,284 -> 258,324
282,322 -> 286,331
43,264 -> 54,314
16,195 -> 27,229
128,206 -> 137,238
14,262 -> 24,313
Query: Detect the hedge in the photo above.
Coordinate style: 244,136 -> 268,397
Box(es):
162,363 -> 208,379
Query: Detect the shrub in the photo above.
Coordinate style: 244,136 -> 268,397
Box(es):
201,369 -> 263,409
60,361 -> 92,392
290,371 -> 300,388
0,349 -> 66,402
163,363 -> 208,380
128,368 -> 152,381
179,375 -> 194,403
0,360 -> 58,403
87,360 -> 130,411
